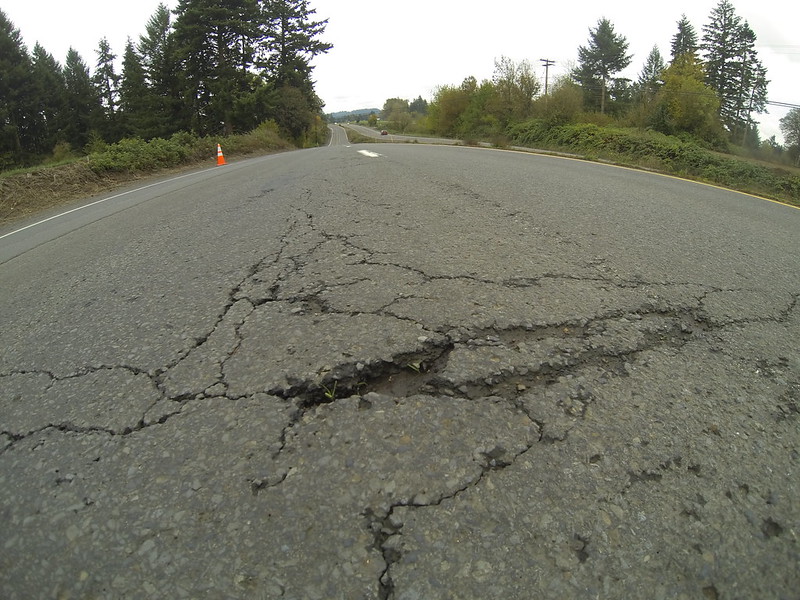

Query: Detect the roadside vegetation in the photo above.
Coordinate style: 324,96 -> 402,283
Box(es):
343,0 -> 800,205
1,1 -> 331,225
1,1 -> 331,172
0,121 -> 306,227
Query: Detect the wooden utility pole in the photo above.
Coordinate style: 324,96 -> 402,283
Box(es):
540,59 -> 555,95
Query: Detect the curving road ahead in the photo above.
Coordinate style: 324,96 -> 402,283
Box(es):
1,127 -> 798,598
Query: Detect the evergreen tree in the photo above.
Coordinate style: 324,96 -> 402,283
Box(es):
701,0 -> 740,98
138,3 -> 182,136
671,14 -> 699,61
62,48 -> 101,150
30,43 -> 68,154
258,0 -> 331,93
139,3 -> 173,90
256,0 -> 331,139
93,37 -> 121,141
636,46 -> 666,98
730,21 -> 768,144
173,0 -> 260,134
119,39 -> 152,138
409,96 -> 428,116
701,0 -> 768,139
573,18 -> 632,114
0,10 -> 37,166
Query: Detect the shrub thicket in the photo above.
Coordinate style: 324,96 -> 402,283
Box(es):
87,121 -> 292,174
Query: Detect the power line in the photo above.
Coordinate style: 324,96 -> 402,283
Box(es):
767,100 -> 800,109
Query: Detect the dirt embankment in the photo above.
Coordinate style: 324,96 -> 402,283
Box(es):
0,158 -> 222,229
0,162 -> 160,228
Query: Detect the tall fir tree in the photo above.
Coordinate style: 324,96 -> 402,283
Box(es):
701,0 -> 768,140
119,39 -> 152,138
256,0 -> 331,139
636,46 -> 666,98
62,48 -> 101,150
573,18 -> 632,114
730,21 -> 768,144
3,0 -> 334,165
139,3 -> 173,90
0,10 -> 38,166
409,96 -> 428,116
172,0 -> 260,134
93,37 -> 121,141
138,3 -> 183,136
258,0 -> 331,95
30,43 -> 68,154
671,14 -> 699,61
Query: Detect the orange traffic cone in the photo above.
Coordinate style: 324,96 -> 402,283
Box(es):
216,143 -> 227,166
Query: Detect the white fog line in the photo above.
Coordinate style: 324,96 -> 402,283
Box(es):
0,169 -> 206,241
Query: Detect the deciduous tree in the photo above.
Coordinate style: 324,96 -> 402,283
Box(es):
654,53 -> 723,142
491,56 -> 540,124
382,98 -> 409,120
427,82 -> 470,136
780,108 -> 800,164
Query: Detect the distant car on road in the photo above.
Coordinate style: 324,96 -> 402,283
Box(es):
380,130 -> 388,135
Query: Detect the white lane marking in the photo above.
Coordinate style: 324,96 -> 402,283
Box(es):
0,170 -> 208,241
358,150 -> 382,158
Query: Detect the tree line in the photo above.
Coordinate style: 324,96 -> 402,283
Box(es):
381,0 -> 798,162
0,0 -> 331,170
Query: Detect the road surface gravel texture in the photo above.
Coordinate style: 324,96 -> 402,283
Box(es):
1,125 -> 798,599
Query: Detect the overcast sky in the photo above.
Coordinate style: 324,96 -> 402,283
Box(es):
4,0 -> 798,142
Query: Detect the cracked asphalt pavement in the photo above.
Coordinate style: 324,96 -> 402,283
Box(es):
1,127 -> 798,598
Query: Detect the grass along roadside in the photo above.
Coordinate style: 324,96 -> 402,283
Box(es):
0,124 -> 294,229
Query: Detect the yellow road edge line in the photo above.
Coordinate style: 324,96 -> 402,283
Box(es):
434,143 -> 800,211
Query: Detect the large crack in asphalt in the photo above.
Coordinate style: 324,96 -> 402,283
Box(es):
2,186 -> 799,598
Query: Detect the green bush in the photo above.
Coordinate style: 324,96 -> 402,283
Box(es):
88,137 -> 190,173
47,142 -> 77,164
87,122 -> 293,175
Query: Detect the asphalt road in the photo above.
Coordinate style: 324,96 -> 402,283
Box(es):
1,126 -> 798,599
343,122 -> 458,145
